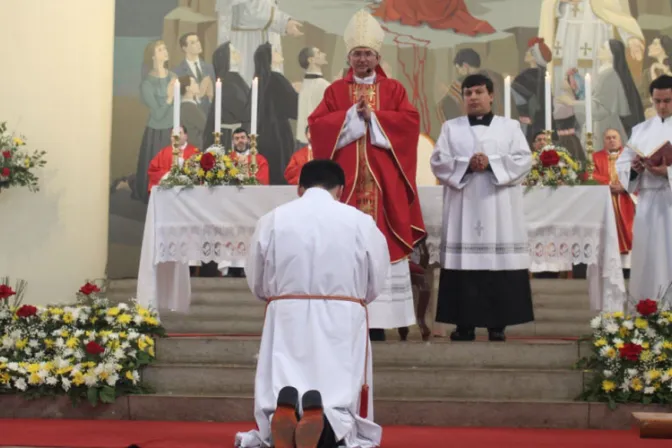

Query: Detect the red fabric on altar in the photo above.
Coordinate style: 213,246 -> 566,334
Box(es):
284,146 -> 312,185
592,148 -> 635,254
308,66 -> 427,262
147,144 -> 199,192
231,152 -> 270,185
372,0 -> 495,36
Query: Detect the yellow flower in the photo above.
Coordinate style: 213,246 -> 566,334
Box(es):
663,341 -> 672,350
619,327 -> 629,337
56,366 -> 73,375
144,316 -> 159,326
631,378 -> 643,391
225,161 -> 234,169
49,308 -> 64,316
23,158 -> 31,168
602,380 -> 616,392
657,354 -> 667,362
125,371 -> 135,381
0,373 -> 10,384
611,312 -> 624,319
15,339 -> 28,349
642,341 -> 650,349
614,341 -> 624,349
604,347 -> 617,359
641,350 -> 654,362
184,167 -> 191,175
63,313 -> 74,324
195,154 -> 202,162
205,171 -> 214,180
28,372 -> 41,385
148,346 -> 155,357
13,137 -> 24,146
635,318 -> 648,329
230,168 -> 239,177
216,170 -> 225,179
647,370 -> 662,381
560,168 -> 568,176
27,363 -> 41,373
119,331 -> 128,339
66,337 -> 79,349
107,307 -> 120,317
197,168 -> 205,178
594,338 -> 607,347
99,371 -> 109,381
117,314 -> 132,325
72,371 -> 85,386
90,317 -> 98,324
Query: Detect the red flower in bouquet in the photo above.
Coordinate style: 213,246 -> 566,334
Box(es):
0,284 -> 15,300
15,305 -> 37,318
2,151 -> 10,159
200,152 -> 216,171
79,282 -> 100,295
1,167 -> 10,177
85,341 -> 105,356
636,299 -> 658,316
619,343 -> 643,362
539,150 -> 560,167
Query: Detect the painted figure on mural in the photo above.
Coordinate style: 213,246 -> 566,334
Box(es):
643,36 -> 672,118
173,33 -> 215,116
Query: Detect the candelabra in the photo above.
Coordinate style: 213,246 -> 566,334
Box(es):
170,133 -> 181,168
544,129 -> 553,146
249,134 -> 259,180
585,131 -> 595,181
212,131 -> 221,147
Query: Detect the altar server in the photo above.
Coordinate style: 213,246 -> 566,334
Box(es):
146,125 -> 198,192
235,160 -> 388,448
430,74 -> 534,342
617,75 -> 672,303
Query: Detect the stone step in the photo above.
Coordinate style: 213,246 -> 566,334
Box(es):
143,363 -> 584,400
155,337 -> 581,369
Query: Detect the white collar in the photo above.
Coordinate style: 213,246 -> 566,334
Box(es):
354,74 -> 376,85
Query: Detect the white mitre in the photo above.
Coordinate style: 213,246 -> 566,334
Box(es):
344,9 -> 385,54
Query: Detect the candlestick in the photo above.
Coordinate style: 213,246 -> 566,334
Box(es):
249,133 -> 259,180
585,73 -> 593,134
504,75 -> 511,119
173,78 -> 181,135
585,131 -> 595,181
214,78 -> 222,134
544,70 -> 552,132
212,132 -> 221,146
544,129 -> 552,147
251,77 -> 259,135
171,133 -> 180,169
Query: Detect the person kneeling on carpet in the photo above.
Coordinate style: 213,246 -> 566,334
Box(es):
234,160 -> 388,448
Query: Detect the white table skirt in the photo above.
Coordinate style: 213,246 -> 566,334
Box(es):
137,186 -> 626,314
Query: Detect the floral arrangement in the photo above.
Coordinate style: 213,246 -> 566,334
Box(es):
0,278 -> 165,406
159,149 -> 259,189
577,294 -> 672,408
524,143 -> 582,188
0,122 -> 47,193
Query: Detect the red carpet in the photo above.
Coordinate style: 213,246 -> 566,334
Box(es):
0,419 -> 666,447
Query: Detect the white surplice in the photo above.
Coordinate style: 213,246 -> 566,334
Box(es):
235,187 -> 389,448
334,73 -> 415,329
430,116 -> 532,270
296,73 -> 330,144
617,117 -> 672,302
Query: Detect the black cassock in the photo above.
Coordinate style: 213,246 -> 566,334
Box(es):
512,67 -> 549,143
204,71 -> 251,150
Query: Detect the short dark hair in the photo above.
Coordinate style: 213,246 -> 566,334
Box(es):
299,160 -> 345,190
462,74 -> 493,94
454,49 -> 481,69
650,74 -> 672,95
532,131 -> 545,140
232,127 -> 248,137
179,32 -> 198,49
298,47 -> 316,70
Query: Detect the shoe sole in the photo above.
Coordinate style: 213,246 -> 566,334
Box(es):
271,387 -> 299,448
296,390 -> 324,448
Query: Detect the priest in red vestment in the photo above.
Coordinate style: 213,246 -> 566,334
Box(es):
309,9 -> 427,341
592,129 -> 635,265
147,125 -> 199,192
284,125 -> 313,185
372,0 -> 495,36
230,127 -> 270,185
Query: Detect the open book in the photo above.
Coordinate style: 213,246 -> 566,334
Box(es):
630,141 -> 672,167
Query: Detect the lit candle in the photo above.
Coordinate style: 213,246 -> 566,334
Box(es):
504,75 -> 511,119
251,77 -> 258,135
544,70 -> 551,131
214,78 -> 222,134
173,78 -> 180,135
585,73 -> 593,134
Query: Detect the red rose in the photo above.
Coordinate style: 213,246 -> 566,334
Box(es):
16,305 -> 38,318
636,299 -> 658,316
1,167 -> 10,177
539,150 -> 560,167
79,282 -> 100,295
2,151 -> 10,159
199,152 -> 216,171
0,284 -> 15,300
619,343 -> 643,362
85,341 -> 105,356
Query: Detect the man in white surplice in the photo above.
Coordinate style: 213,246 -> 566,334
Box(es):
235,160 -> 388,448
430,74 -> 535,342
617,75 -> 672,303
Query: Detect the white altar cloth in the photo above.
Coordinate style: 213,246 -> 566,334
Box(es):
137,186 -> 626,314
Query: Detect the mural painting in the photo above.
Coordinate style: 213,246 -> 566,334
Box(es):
108,0 -> 672,278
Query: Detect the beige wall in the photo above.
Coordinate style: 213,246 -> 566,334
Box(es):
0,0 -> 114,305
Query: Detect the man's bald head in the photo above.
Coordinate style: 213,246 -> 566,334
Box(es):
603,128 -> 622,151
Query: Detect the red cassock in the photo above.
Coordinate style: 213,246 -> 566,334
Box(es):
372,0 -> 495,36
308,66 -> 427,262
147,144 -> 199,192
592,149 -> 635,254
284,146 -> 313,185
231,152 -> 270,185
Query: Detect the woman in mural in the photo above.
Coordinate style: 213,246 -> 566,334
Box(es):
133,40 -> 176,203
253,42 -> 298,185
204,42 -> 251,150
643,36 -> 672,118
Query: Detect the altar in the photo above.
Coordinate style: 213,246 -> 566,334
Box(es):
137,186 -> 626,314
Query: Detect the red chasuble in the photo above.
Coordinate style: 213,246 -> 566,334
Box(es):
592,148 -> 635,253
372,0 -> 495,35
147,144 -> 199,192
231,152 -> 270,185
284,146 -> 313,185
308,66 -> 427,262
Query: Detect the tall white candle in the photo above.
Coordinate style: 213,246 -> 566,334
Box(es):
214,78 -> 222,134
585,73 -> 593,134
544,70 -> 551,131
251,77 -> 259,135
504,75 -> 511,119
173,78 -> 180,135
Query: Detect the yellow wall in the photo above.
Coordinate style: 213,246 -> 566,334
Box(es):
0,0 -> 114,305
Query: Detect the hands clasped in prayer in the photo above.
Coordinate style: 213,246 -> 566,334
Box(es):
356,94 -> 371,122
632,155 -> 668,177
469,152 -> 490,172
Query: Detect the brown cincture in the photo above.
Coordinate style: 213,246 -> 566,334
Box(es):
265,294 -> 371,418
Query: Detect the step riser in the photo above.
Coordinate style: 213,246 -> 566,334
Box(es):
156,339 -> 580,369
142,365 -> 585,400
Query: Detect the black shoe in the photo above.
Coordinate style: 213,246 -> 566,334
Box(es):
397,326 -> 410,341
296,390 -> 325,448
450,327 -> 475,341
369,328 -> 386,342
488,329 -> 506,342
271,386 -> 299,448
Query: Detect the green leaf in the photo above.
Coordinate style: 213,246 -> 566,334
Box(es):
99,386 -> 116,404
87,387 -> 99,407
607,398 -> 617,410
643,396 -> 653,405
